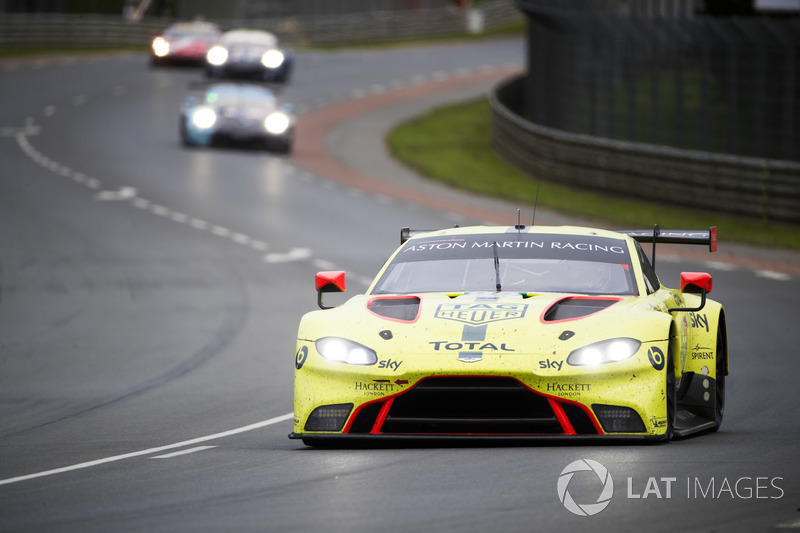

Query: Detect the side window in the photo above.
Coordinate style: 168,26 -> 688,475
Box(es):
635,242 -> 661,294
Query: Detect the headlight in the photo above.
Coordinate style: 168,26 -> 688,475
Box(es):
190,107 -> 217,129
566,338 -> 641,366
206,45 -> 228,66
264,112 -> 290,134
261,49 -> 285,68
152,37 -> 170,57
316,337 -> 377,366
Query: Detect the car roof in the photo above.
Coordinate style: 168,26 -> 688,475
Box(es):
405,225 -> 630,242
165,21 -> 220,34
220,29 -> 278,47
204,83 -> 276,102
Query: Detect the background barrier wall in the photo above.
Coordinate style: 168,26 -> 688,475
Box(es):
0,1 -> 521,49
514,0 -> 800,163
490,76 -> 800,224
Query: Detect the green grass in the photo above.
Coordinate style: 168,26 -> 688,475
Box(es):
387,98 -> 800,250
304,19 -> 525,51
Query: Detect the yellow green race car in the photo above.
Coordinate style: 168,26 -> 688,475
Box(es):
289,224 -> 727,445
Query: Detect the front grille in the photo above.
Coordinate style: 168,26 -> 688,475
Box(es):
351,377 -> 565,435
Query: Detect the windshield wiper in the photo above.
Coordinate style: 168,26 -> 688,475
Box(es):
493,241 -> 501,291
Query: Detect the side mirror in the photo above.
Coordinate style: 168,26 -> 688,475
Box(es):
316,271 -> 345,310
668,272 -> 712,313
679,271 -> 712,294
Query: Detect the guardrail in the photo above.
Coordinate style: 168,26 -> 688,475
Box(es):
490,76 -> 800,225
0,2 -> 521,49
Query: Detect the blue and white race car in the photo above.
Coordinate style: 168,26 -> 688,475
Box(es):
180,83 -> 295,153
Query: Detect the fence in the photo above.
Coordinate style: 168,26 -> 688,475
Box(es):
515,0 -> 800,162
0,1 -> 521,49
490,76 -> 800,224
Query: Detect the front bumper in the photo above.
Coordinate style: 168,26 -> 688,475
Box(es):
184,122 -> 292,150
293,346 -> 671,440
205,61 -> 289,81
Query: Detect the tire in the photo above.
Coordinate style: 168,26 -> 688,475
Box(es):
711,317 -> 726,431
664,342 -> 676,442
274,140 -> 292,154
179,119 -> 193,147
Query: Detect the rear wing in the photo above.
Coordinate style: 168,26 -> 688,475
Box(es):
620,225 -> 717,269
400,225 -> 717,269
400,227 -> 437,244
620,226 -> 717,251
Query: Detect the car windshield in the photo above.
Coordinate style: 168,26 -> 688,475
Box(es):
167,26 -> 218,39
205,86 -> 275,107
222,31 -> 277,48
372,233 -> 636,295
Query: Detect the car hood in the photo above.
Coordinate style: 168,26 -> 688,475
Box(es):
299,292 -> 666,360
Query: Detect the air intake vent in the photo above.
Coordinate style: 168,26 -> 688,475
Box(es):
367,296 -> 420,322
379,377 -> 563,435
543,297 -> 619,322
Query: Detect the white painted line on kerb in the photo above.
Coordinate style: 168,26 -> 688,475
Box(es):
150,446 -> 217,459
756,270 -> 791,281
0,412 -> 293,487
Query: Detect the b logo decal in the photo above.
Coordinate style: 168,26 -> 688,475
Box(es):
295,346 -> 308,370
648,347 -> 665,371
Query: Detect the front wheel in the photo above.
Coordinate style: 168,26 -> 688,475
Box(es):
711,318 -> 727,431
664,343 -> 676,441
179,119 -> 193,147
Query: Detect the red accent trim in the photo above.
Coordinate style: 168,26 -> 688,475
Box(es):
371,398 -> 395,434
366,295 -> 422,323
539,296 -> 623,324
544,392 -> 606,435
342,374 -> 606,436
342,401 -> 374,434
549,399 -> 576,435
710,227 -> 718,252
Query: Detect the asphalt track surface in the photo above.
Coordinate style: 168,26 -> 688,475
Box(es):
1,40 -> 800,532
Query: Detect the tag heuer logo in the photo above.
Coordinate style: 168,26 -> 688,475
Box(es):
434,303 -> 528,325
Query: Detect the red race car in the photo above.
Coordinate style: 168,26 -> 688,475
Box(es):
151,21 -> 222,67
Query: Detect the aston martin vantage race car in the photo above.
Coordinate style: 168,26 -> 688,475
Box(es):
204,29 -> 293,82
180,83 -> 294,152
290,224 -> 728,445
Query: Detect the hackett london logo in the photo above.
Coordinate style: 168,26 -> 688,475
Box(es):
434,303 -> 528,325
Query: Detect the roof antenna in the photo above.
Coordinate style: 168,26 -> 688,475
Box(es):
514,209 -> 524,230
651,224 -> 660,270
531,182 -> 541,226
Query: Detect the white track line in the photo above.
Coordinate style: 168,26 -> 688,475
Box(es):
0,412 -> 293,487
150,446 -> 217,459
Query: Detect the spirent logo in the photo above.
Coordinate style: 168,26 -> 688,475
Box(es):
557,459 -> 614,516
